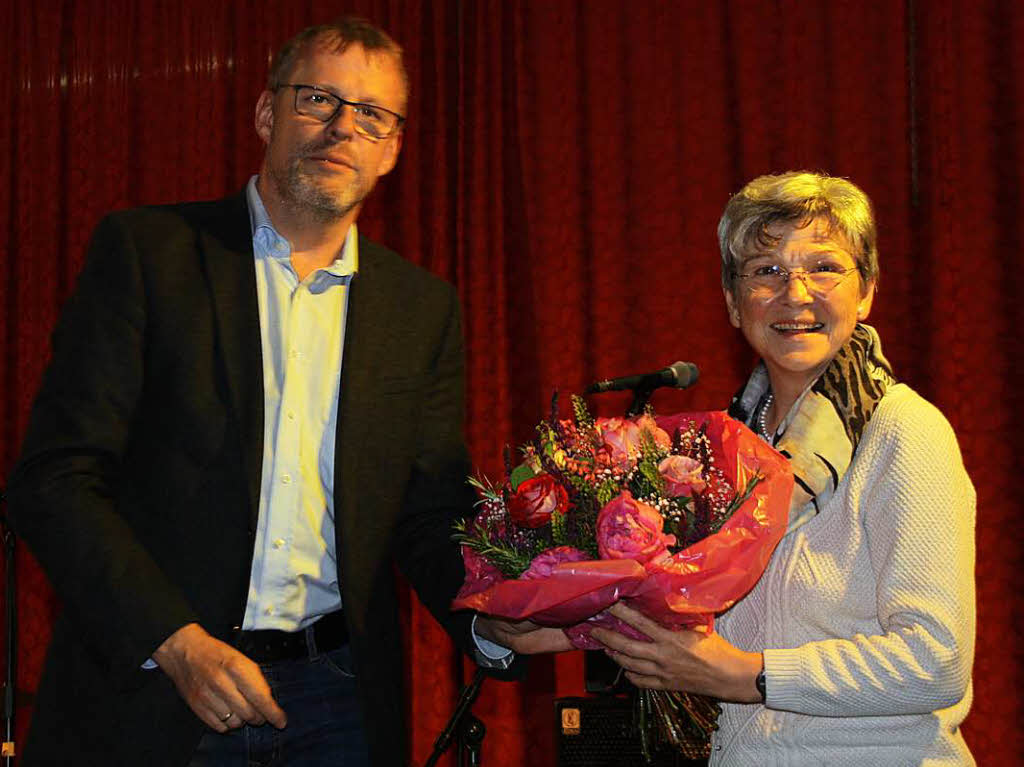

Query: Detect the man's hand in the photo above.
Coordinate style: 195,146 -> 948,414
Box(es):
152,623 -> 288,732
474,616 -> 574,654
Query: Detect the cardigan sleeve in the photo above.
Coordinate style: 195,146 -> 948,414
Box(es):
764,390 -> 976,717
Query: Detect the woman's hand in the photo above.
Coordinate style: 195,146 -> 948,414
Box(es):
590,603 -> 764,703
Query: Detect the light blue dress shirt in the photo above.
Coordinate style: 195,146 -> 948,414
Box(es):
146,179 -> 510,666
242,177 -> 357,631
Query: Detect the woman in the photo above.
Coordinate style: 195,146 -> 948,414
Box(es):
593,172 -> 975,765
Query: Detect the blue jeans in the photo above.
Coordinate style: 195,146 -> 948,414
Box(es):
187,644 -> 370,767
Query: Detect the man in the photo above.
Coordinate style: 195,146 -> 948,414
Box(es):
7,18 -> 565,767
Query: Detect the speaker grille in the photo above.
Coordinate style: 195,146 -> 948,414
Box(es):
555,696 -> 707,767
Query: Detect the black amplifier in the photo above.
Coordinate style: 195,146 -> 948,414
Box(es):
555,696 -> 708,767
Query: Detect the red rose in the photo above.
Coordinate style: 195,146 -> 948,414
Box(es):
596,490 -> 675,564
508,473 -> 569,528
658,454 -> 706,497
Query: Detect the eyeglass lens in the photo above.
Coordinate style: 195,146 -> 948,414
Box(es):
294,86 -> 397,138
745,265 -> 854,295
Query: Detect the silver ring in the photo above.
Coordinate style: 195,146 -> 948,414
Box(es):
219,711 -> 233,722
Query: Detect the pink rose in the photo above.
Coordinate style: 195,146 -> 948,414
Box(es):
658,454 -> 706,497
596,417 -> 644,469
597,416 -> 672,471
596,491 -> 675,564
521,546 -> 590,579
508,473 -> 569,528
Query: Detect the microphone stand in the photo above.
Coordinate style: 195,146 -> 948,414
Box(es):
0,490 -> 15,766
424,667 -> 486,767
624,386 -> 658,418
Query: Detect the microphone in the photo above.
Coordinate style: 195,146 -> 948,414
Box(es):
586,361 -> 699,394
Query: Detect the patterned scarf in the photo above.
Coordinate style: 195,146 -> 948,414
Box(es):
728,324 -> 897,534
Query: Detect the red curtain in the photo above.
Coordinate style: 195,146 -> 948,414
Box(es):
1,1 -> 1019,764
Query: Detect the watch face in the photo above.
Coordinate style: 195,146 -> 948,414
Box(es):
756,670 -> 767,701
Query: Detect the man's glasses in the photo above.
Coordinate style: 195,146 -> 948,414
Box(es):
732,261 -> 860,298
277,83 -> 405,140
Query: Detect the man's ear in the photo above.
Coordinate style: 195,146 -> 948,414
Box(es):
375,130 -> 403,178
255,90 -> 275,145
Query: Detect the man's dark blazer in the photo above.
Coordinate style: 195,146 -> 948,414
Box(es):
7,192 -> 481,766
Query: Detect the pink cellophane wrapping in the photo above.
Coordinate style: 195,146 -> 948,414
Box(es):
452,411 -> 794,649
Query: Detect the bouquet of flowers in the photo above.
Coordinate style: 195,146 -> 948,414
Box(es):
452,395 -> 793,759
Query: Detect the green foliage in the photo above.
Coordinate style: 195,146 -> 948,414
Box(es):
724,473 -> 764,519
638,427 -> 667,458
661,496 -> 692,543
452,519 -> 537,578
538,424 -> 559,458
596,478 -> 620,507
566,472 -> 596,502
467,475 -> 503,504
568,510 -> 600,558
632,457 -> 664,498
571,394 -> 594,429
550,508 -> 568,546
509,463 -> 536,491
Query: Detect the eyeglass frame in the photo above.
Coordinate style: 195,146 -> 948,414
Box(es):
275,83 -> 406,140
731,261 -> 862,297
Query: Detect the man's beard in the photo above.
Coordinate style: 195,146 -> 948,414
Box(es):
272,140 -> 372,223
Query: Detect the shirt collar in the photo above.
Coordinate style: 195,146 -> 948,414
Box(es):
245,175 -> 359,278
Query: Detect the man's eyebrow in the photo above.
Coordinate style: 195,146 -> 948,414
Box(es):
305,84 -> 380,105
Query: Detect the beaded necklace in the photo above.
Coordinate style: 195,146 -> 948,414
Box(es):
757,391 -> 775,442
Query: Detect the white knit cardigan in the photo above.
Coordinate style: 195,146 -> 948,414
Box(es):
711,384 -> 976,766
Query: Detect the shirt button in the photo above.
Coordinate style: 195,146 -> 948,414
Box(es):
273,538 -> 285,549
264,606 -> 274,616
287,411 -> 296,421
281,473 -> 292,484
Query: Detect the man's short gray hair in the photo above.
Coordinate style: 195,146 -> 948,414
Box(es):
267,17 -> 409,112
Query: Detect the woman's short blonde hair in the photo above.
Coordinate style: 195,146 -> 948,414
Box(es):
718,171 -> 879,292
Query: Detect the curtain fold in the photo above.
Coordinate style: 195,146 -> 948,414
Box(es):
2,2 -> 1019,764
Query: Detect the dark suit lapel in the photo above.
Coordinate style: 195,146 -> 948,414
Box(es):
334,239 -> 395,557
198,193 -> 265,522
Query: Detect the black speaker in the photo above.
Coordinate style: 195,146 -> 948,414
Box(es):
555,696 -> 707,767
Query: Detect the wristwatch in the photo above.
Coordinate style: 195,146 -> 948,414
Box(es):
755,669 -> 766,702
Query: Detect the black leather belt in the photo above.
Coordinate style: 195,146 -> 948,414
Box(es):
234,609 -> 349,663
